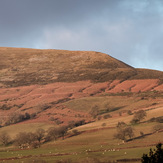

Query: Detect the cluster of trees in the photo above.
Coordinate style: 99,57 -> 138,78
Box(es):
45,126 -> 68,142
114,110 -> 147,142
114,122 -> 134,142
0,132 -> 11,146
89,105 -> 113,119
0,126 -> 69,148
0,112 -> 36,127
68,120 -> 86,129
114,109 -> 163,143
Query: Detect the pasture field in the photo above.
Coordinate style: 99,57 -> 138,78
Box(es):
0,94 -> 162,162
0,119 -> 162,162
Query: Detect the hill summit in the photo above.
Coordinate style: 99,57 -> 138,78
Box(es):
0,47 -> 162,88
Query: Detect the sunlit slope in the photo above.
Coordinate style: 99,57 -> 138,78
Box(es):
0,47 -> 162,88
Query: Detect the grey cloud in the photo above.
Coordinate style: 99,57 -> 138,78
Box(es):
0,0 -> 163,70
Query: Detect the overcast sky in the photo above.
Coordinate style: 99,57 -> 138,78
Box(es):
0,0 -> 163,71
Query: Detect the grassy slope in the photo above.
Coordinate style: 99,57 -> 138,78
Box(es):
0,104 -> 162,162
64,94 -> 162,115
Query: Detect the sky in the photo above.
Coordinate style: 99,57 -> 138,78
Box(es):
0,0 -> 163,71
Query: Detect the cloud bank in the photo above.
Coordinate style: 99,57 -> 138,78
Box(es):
0,0 -> 163,70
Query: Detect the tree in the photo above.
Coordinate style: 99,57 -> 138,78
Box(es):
0,132 -> 11,146
142,143 -> 163,163
72,129 -> 78,136
46,126 -> 68,141
14,132 -> 37,149
46,127 -> 59,142
127,110 -> 132,115
89,105 -> 99,118
131,110 -> 147,124
35,128 -> 45,143
58,126 -> 68,140
153,124 -> 163,132
114,122 -> 134,142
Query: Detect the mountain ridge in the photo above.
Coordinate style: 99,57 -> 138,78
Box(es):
0,47 -> 162,88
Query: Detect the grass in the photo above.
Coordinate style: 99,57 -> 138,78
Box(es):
0,123 -> 54,138
64,95 -> 157,114
0,88 -> 162,162
0,117 -> 162,162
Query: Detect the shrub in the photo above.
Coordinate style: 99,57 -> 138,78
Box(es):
72,129 -> 78,136
102,123 -> 106,127
97,116 -> 102,120
119,112 -> 122,116
153,124 -> 163,132
140,131 -> 144,137
127,110 -> 133,115
149,116 -> 163,123
0,104 -> 11,110
103,114 -> 112,119
68,120 -> 86,129
89,105 -> 99,118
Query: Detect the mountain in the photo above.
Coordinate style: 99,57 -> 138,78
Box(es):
0,47 -> 163,162
0,47 -> 162,125
0,47 -> 162,88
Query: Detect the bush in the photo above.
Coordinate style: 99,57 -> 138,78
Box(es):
97,116 -> 102,120
68,120 -> 86,129
140,131 -> 144,137
149,116 -> 163,123
72,129 -> 79,136
0,104 -> 11,110
127,110 -> 133,115
103,114 -> 112,119
153,124 -> 163,132
102,123 -> 106,127
89,105 -> 99,118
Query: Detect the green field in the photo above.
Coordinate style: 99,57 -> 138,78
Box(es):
0,116 -> 163,162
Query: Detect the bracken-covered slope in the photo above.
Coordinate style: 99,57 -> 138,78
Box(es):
0,47 -> 163,125
0,47 -> 162,88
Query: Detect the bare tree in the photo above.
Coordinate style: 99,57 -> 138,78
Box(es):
114,122 -> 134,142
131,110 -> 147,124
153,124 -> 163,132
58,126 -> 68,140
35,128 -> 45,143
89,105 -> 99,118
0,132 -> 11,146
14,132 -> 37,149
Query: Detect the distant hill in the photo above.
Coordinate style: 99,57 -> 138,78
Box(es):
0,47 -> 162,88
